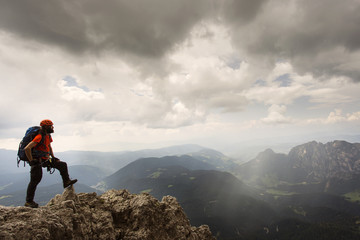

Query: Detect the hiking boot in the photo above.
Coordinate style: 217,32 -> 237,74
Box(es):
63,179 -> 77,188
24,201 -> 39,208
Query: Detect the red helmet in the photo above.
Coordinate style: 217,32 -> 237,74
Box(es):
40,119 -> 53,127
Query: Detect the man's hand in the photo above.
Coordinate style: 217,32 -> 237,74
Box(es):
29,159 -> 39,166
52,157 -> 60,162
24,141 -> 37,162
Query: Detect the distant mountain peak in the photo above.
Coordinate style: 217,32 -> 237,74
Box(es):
254,148 -> 276,161
237,140 -> 360,186
261,148 -> 275,155
287,140 -> 360,181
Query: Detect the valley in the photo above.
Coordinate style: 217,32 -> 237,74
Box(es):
1,141 -> 360,239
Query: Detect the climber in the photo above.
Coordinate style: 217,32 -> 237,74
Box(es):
24,119 -> 77,208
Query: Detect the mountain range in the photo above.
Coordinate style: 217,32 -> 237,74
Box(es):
1,140 -> 360,239
0,145 -> 229,206
56,144 -> 217,174
235,141 -> 360,194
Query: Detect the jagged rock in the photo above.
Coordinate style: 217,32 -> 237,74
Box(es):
0,187 -> 215,240
288,140 -> 360,181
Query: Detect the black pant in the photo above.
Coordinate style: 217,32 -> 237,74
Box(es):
26,160 -> 70,202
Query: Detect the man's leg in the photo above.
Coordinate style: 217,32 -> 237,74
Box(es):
25,163 -> 42,207
52,160 -> 77,188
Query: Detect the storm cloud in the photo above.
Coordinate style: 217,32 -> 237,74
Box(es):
226,0 -> 360,80
1,0 -> 358,80
0,0 -> 211,57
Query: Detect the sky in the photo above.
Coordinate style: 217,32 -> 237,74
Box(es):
1,0 -> 360,156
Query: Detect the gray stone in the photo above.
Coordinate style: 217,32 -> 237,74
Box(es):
0,187 -> 214,240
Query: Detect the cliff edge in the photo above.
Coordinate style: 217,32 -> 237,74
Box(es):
0,187 -> 214,240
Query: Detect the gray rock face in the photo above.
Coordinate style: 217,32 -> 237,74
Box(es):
288,140 -> 360,181
0,187 -> 214,240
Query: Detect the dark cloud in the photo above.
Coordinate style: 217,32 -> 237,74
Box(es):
0,0 -> 89,53
227,0 -> 360,81
1,0 -> 359,82
220,0 -> 267,25
0,0 -> 268,58
0,0 -> 211,58
84,0 -> 212,57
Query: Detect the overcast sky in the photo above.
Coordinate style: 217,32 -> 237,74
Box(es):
1,0 -> 360,155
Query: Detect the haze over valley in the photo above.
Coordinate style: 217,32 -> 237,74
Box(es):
2,140 -> 360,239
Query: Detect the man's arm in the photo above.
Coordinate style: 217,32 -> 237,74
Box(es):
49,145 -> 54,158
49,144 -> 59,162
24,141 -> 37,162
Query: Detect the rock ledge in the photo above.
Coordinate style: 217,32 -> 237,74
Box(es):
0,187 -> 214,240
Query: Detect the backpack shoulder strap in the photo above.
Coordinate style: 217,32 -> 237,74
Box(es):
34,133 -> 47,146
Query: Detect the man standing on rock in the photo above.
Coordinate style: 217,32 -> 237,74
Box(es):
24,119 -> 77,208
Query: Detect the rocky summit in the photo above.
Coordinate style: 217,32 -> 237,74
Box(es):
0,187 -> 214,240
288,140 -> 360,181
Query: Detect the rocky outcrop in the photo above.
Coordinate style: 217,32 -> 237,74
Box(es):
288,140 -> 360,181
235,140 -> 360,188
0,186 -> 214,240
